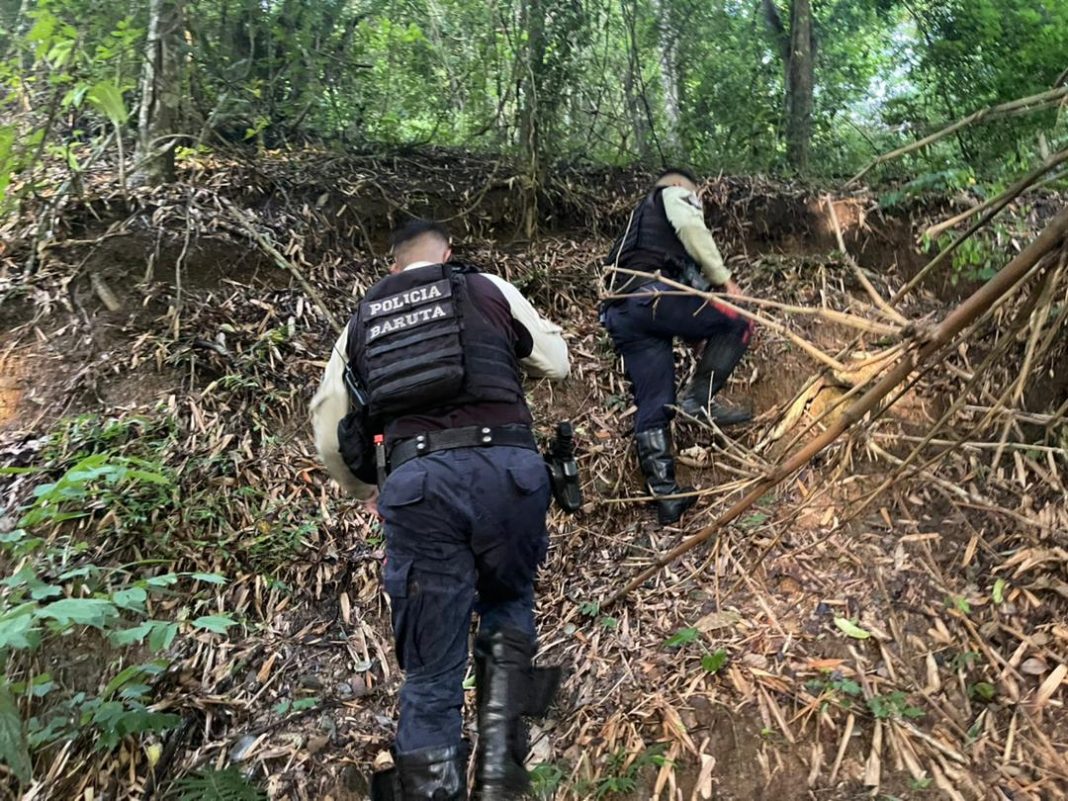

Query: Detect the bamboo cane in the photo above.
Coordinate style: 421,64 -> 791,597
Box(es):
604,206 -> 1068,606
846,87 -> 1068,186
218,196 -> 344,335
922,149 -> 1068,242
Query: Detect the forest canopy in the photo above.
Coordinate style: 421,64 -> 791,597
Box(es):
0,0 -> 1066,207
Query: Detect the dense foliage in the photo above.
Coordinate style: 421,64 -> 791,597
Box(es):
0,0 -> 1065,203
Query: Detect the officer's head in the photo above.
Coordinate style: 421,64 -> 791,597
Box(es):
654,167 -> 700,194
390,219 -> 452,273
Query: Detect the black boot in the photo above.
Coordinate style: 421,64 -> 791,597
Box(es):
634,427 -> 697,525
679,334 -> 752,427
371,743 -> 470,801
473,629 -> 560,801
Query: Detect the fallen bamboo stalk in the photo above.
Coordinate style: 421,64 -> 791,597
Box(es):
218,196 -> 344,334
607,267 -> 903,336
847,87 -> 1068,186
605,270 -> 849,371
876,433 -> 1067,455
824,195 -> 909,326
604,206 -> 1068,606
840,257 -> 1052,523
922,149 -> 1068,242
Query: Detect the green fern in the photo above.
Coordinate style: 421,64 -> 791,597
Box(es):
174,767 -> 266,801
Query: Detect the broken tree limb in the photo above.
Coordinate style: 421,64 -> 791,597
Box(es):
218,196 -> 344,335
846,86 -> 1068,186
604,205 -> 1068,607
604,267 -> 902,372
922,148 -> 1068,242
824,195 -> 909,326
891,161 -> 1064,304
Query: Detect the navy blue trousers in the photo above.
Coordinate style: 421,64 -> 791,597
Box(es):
378,445 -> 551,754
602,282 -> 753,432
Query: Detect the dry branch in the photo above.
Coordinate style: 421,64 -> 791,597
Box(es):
847,86 -> 1068,185
605,206 -> 1068,606
218,197 -> 344,334
604,267 -> 905,371
922,148 -> 1068,242
824,195 -> 908,326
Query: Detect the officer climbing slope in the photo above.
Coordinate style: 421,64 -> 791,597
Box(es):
310,220 -> 570,801
601,168 -> 754,526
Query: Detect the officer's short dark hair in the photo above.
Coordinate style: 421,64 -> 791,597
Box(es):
655,167 -> 700,186
390,219 -> 450,254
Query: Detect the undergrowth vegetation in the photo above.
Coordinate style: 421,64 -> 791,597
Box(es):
0,408 -> 312,795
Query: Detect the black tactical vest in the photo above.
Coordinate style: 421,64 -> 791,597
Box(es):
604,187 -> 692,294
346,262 -> 525,425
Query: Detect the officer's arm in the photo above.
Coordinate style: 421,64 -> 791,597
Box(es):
309,324 -> 377,499
662,186 -> 732,286
483,274 -> 570,379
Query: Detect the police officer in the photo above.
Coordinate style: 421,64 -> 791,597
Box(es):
601,168 -> 753,525
311,220 -> 570,801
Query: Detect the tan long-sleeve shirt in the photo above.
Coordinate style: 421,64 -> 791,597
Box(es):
661,186 -> 732,286
309,263 -> 569,498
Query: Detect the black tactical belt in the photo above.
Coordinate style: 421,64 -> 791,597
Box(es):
388,425 -> 537,472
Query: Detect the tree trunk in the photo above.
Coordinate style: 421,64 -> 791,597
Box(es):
762,0 -> 814,172
518,0 -> 546,238
785,0 -> 814,172
649,0 -> 681,157
134,0 -> 185,185
624,59 -> 653,163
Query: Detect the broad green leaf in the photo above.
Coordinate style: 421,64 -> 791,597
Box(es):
700,650 -> 728,674
0,606 -> 41,652
11,674 -> 55,699
833,618 -> 871,640
188,573 -> 227,585
39,598 -> 118,628
108,621 -> 154,647
664,627 -> 700,648
126,469 -> 170,485
103,664 -> 148,699
193,615 -> 237,634
103,661 -> 168,699
86,81 -> 129,126
2,567 -> 61,600
148,621 -> 178,653
0,682 -> 31,784
112,587 -> 148,611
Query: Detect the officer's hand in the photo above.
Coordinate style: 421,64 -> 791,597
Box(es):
361,488 -> 381,520
364,497 -> 379,518
723,279 -> 743,297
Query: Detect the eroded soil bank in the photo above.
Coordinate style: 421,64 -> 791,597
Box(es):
1,152 -> 1065,800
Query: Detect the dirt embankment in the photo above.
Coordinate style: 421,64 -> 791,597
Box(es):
2,153 -> 1066,801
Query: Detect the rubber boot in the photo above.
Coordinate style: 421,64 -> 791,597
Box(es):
634,427 -> 696,525
472,629 -> 560,801
679,334 -> 752,427
370,743 -> 469,801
